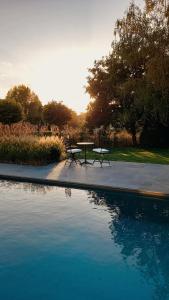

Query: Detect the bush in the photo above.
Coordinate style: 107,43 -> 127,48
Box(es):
0,100 -> 23,124
0,136 -> 65,165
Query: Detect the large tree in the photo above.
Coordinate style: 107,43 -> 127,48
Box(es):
43,101 -> 72,128
86,0 -> 169,146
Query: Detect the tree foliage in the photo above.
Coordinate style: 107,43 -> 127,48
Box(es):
0,99 -> 23,124
68,110 -> 86,128
6,85 -> 43,123
86,0 -> 169,146
27,96 -> 43,124
43,101 -> 72,128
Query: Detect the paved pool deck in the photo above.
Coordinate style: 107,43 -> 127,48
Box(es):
0,160 -> 169,197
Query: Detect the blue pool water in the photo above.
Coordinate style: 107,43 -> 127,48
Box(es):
0,181 -> 169,300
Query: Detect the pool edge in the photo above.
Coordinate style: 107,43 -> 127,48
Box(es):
0,173 -> 168,200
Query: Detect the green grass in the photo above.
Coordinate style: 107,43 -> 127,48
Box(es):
78,147 -> 169,165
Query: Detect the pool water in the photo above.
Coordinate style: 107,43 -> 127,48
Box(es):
0,181 -> 169,300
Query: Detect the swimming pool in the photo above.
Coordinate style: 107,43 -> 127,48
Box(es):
0,180 -> 169,300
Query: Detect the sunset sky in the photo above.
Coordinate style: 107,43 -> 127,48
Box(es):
0,0 -> 143,113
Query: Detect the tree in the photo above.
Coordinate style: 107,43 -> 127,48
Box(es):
6,85 -> 31,116
86,3 -> 148,144
86,57 -> 121,130
6,85 -> 43,123
27,95 -> 43,124
0,99 -> 23,124
68,110 -> 83,128
43,101 -> 72,128
86,0 -> 169,146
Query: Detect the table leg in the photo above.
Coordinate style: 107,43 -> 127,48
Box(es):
84,145 -> 86,163
81,145 -> 92,165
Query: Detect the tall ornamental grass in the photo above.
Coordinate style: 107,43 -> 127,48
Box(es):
0,122 -> 60,137
0,136 -> 65,165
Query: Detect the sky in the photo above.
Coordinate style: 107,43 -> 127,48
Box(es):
0,0 -> 144,113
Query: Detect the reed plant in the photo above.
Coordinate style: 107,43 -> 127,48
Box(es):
0,122 -> 60,137
0,135 -> 65,165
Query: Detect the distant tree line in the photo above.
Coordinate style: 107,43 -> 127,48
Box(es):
86,0 -> 169,147
0,85 -> 82,129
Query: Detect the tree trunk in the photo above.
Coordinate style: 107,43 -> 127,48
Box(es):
131,127 -> 137,147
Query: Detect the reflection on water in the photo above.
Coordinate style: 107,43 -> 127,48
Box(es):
65,187 -> 72,198
0,180 -> 54,194
0,180 -> 169,300
88,190 -> 169,300
63,187 -> 169,300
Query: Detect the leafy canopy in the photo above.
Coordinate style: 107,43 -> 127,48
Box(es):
86,0 -> 169,145
6,85 -> 43,123
43,101 -> 72,128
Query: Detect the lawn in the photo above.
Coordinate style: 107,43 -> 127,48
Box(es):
78,148 -> 169,165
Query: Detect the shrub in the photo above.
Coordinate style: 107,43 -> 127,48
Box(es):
0,100 -> 23,124
0,136 -> 65,165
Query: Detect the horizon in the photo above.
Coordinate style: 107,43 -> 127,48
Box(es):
0,0 -> 143,113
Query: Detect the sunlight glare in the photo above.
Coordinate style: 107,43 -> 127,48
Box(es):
25,47 -> 106,113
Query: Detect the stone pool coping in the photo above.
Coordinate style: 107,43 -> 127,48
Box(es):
0,161 -> 169,199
